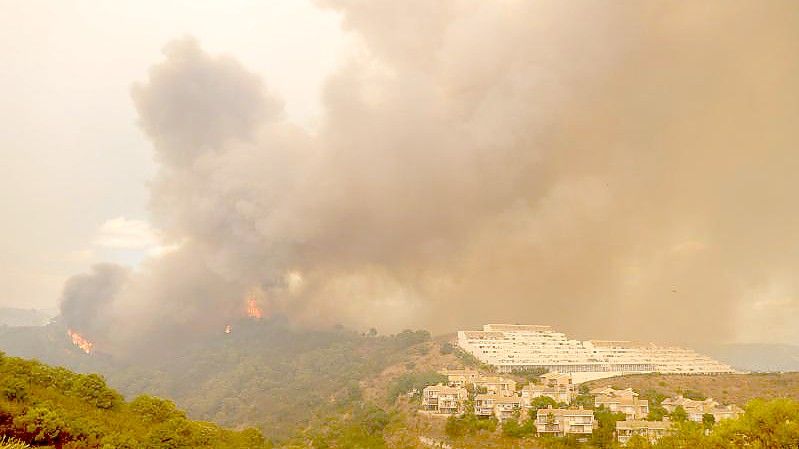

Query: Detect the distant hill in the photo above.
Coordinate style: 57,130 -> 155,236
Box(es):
699,343 -> 799,372
0,308 -> 53,327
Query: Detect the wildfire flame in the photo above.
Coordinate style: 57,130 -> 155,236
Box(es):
67,329 -> 94,354
225,324 -> 232,334
246,297 -> 263,319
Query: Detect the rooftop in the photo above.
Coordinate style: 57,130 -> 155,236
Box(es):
617,420 -> 671,430
536,407 -> 593,417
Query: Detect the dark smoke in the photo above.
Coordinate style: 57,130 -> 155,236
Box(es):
59,264 -> 130,339
59,1 -> 799,351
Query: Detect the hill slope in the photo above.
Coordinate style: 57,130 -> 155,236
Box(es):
584,372 -> 799,405
0,308 -> 52,327
0,319 -> 433,440
0,351 -> 269,448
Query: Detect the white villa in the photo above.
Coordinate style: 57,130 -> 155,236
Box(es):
592,387 -> 650,420
422,384 -> 468,414
474,376 -> 517,397
521,372 -> 577,405
536,406 -> 594,437
616,420 -> 672,445
440,368 -> 480,388
474,393 -> 522,420
661,396 -> 744,423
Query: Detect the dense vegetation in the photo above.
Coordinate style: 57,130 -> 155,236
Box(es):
3,324 -> 799,448
439,394 -> 799,449
0,351 -> 269,448
0,320 -> 433,441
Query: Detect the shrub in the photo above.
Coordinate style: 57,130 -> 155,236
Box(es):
387,371 -> 447,401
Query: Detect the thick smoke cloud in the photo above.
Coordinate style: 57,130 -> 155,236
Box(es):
60,1 -> 799,351
59,264 -> 130,339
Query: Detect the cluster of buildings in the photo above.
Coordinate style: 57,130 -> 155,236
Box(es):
422,368 -> 577,420
589,387 -> 666,445
420,368 -> 743,445
662,395 -> 744,423
457,324 -> 735,382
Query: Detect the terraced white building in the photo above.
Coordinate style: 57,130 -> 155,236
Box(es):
457,324 -> 734,381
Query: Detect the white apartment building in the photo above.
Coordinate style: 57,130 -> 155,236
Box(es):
536,406 -> 594,437
457,324 -> 734,379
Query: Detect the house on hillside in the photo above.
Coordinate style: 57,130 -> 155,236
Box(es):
616,420 -> 672,445
662,395 -> 743,423
474,393 -> 522,421
474,376 -> 517,396
521,372 -> 576,405
710,404 -> 744,422
590,387 -> 637,398
422,384 -> 468,414
441,368 -> 480,388
535,406 -> 594,437
593,388 -> 649,419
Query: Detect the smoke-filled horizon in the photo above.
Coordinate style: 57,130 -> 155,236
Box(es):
59,0 -> 799,353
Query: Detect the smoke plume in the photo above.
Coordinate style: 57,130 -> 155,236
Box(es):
60,0 -> 799,351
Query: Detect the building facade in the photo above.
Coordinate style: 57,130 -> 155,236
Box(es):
662,396 -> 743,422
535,406 -> 594,437
474,393 -> 522,420
616,420 -> 671,445
441,368 -> 480,388
593,388 -> 650,420
457,324 -> 734,378
474,376 -> 517,397
520,372 -> 577,405
422,384 -> 468,414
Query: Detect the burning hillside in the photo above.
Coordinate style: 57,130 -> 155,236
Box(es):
67,329 -> 94,354
246,298 -> 263,320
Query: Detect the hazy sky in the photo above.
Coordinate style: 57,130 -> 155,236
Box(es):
0,0 -> 344,310
2,1 -> 798,347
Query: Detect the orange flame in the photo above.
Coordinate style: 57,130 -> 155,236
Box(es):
67,329 -> 94,354
246,297 -> 263,319
225,324 -> 232,334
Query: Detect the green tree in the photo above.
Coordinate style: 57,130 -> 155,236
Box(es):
670,405 -> 688,422
70,373 -> 121,409
707,398 -> 799,449
501,417 -> 535,438
528,396 -> 558,417
12,406 -> 68,445
130,395 -> 186,424
701,413 -> 715,430
626,434 -> 652,449
591,407 -> 626,448
680,389 -> 706,401
1,379 -> 27,401
387,371 -> 447,401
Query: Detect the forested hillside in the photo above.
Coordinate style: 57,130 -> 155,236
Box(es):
0,352 -> 269,448
0,319 -> 435,440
